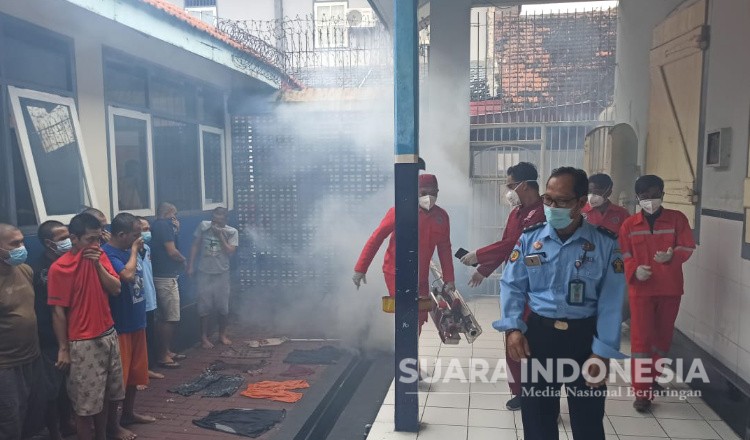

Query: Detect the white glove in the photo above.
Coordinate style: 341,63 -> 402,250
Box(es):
635,265 -> 652,281
352,272 -> 366,289
444,282 -> 456,293
468,271 -> 486,288
460,251 -> 479,266
654,247 -> 674,264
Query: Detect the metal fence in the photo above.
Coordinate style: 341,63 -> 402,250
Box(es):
468,7 -> 617,294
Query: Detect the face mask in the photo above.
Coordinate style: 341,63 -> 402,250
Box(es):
505,189 -> 522,207
639,198 -> 662,215
544,206 -> 574,230
588,194 -> 606,208
141,231 -> 152,244
419,195 -> 437,211
2,246 -> 28,266
53,238 -> 72,255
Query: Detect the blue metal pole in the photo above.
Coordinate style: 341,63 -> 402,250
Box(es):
393,0 -> 420,433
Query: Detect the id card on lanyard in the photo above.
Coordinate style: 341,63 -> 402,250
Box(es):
568,241 -> 592,305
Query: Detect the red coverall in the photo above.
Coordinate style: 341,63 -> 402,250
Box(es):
354,206 -> 455,328
582,201 -> 630,234
618,209 -> 696,400
475,198 -> 545,396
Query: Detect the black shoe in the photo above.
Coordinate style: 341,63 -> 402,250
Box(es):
633,398 -> 652,412
506,395 -> 521,411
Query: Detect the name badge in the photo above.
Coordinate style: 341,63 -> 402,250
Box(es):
568,280 -> 585,305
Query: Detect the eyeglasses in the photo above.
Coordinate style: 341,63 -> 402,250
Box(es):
542,194 -> 580,208
636,192 -> 664,201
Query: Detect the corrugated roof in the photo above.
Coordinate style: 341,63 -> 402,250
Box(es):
139,0 -> 302,89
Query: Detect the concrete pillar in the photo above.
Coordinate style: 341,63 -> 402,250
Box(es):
424,0 -> 471,265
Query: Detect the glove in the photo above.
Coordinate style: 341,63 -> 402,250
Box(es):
654,247 -> 674,264
460,251 -> 479,266
468,271 -> 486,288
444,282 -> 456,293
635,265 -> 652,281
352,272 -> 367,289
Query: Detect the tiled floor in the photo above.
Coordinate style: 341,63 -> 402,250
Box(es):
367,296 -> 742,440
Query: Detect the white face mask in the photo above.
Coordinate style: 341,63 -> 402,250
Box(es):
588,194 -> 606,208
419,195 -> 437,211
505,189 -> 522,207
639,198 -> 663,214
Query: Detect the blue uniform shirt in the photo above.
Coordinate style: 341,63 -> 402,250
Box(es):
493,221 -> 626,359
141,244 -> 157,313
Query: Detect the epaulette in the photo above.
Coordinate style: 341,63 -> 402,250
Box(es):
596,226 -> 618,240
523,222 -> 546,233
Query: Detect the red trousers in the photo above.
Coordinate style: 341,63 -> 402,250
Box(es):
629,295 -> 681,400
507,306 -> 532,396
385,272 -> 428,333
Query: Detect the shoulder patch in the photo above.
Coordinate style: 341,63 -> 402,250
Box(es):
596,226 -> 618,240
523,222 -> 546,233
612,258 -> 624,273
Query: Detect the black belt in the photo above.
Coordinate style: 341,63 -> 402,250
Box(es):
529,312 -> 596,331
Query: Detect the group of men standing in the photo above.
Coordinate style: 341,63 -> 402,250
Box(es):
353,163 -> 695,439
0,203 -> 238,440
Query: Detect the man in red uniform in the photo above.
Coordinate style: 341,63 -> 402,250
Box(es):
459,162 -> 544,411
582,173 -> 630,234
352,174 -> 455,332
618,175 -> 696,412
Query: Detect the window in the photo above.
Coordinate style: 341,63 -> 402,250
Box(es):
8,86 -> 97,223
152,118 -> 201,211
104,63 -> 147,108
186,6 -> 218,26
150,77 -> 196,118
108,107 -> 155,216
199,126 -> 226,210
314,2 -> 348,48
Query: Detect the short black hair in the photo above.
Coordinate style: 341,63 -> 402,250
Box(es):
111,213 -> 140,236
213,207 -> 229,216
548,167 -> 589,198
136,216 -> 149,223
37,220 -> 65,244
69,212 -> 102,237
507,162 -> 539,191
589,173 -> 613,190
635,175 -> 664,195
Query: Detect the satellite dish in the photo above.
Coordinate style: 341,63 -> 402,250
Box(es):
347,9 -> 363,27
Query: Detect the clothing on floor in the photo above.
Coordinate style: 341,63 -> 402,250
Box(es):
280,365 -> 315,378
220,348 -> 273,359
240,380 -> 310,403
201,375 -> 245,398
283,345 -> 341,365
193,408 -> 285,438
169,372 -> 245,397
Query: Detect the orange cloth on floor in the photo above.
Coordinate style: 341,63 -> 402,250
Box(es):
240,380 -> 310,403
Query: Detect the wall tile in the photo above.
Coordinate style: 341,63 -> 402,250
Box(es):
711,333 -> 739,374
713,278 -> 741,344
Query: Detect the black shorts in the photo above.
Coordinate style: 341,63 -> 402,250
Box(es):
39,346 -> 65,401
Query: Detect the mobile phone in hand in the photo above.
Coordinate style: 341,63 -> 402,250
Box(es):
455,248 -> 478,267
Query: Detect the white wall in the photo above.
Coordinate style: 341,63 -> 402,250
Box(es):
613,0 -> 683,165
219,0 -> 276,21
698,0 -> 750,213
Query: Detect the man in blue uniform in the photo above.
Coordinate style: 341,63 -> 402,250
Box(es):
494,167 -> 626,440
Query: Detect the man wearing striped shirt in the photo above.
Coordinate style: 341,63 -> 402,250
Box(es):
618,175 -> 696,412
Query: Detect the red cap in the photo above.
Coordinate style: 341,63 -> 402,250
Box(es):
418,174 -> 438,189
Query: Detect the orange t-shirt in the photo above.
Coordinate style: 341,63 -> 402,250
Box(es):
48,250 -> 117,341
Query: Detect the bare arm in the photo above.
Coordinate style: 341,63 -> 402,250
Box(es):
96,259 -> 122,295
165,241 -> 187,265
188,237 -> 201,275
215,228 -> 237,256
52,306 -> 70,369
118,238 -> 144,283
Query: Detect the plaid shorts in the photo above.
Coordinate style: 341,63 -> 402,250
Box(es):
67,328 -> 125,416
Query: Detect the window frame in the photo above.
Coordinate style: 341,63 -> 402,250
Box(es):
7,85 -> 97,224
107,106 -> 156,217
185,6 -> 218,26
198,124 -> 227,211
314,1 -> 349,49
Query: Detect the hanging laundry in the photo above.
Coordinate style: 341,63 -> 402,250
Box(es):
280,365 -> 316,378
240,380 -> 310,403
201,375 -> 245,398
193,408 -> 285,438
283,345 -> 342,365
